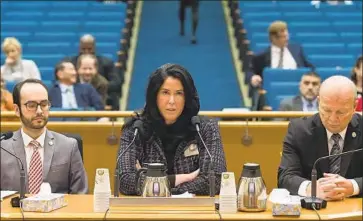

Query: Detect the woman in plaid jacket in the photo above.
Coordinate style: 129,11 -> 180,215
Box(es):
118,63 -> 227,195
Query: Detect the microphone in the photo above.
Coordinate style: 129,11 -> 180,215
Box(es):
1,131 -> 13,141
0,131 -> 26,207
301,148 -> 363,210
113,120 -> 143,197
191,116 -> 215,197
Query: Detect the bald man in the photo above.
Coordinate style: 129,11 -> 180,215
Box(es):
278,75 -> 362,201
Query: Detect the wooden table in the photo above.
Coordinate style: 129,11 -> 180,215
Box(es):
1,195 -> 362,220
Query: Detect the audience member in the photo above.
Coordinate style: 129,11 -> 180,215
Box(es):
77,54 -> 109,106
351,55 -> 362,111
0,79 -> 88,194
63,34 -> 122,110
1,37 -> 41,83
278,75 -> 362,199
279,71 -> 321,112
248,21 -> 314,91
1,75 -> 14,111
179,0 -> 199,44
49,60 -> 104,111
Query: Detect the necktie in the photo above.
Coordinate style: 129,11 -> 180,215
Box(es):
329,134 -> 342,174
307,101 -> 314,111
28,140 -> 43,194
277,47 -> 284,68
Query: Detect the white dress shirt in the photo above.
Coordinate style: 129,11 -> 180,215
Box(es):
21,128 -> 47,172
59,83 -> 78,109
270,44 -> 297,69
298,127 -> 360,196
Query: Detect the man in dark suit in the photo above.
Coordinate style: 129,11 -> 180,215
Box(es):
248,21 -> 314,94
278,76 -> 362,200
0,79 -> 88,194
279,71 -> 321,112
49,60 -> 104,111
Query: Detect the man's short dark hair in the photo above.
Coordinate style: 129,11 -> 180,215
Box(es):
302,71 -> 321,79
13,79 -> 49,107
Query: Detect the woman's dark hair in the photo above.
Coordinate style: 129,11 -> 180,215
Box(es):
351,55 -> 362,85
123,63 -> 200,138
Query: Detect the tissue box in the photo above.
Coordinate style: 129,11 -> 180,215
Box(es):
272,198 -> 301,216
21,194 -> 67,212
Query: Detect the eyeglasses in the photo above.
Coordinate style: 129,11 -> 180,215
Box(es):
23,100 -> 51,111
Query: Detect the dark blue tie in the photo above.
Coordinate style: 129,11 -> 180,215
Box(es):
329,134 -> 342,174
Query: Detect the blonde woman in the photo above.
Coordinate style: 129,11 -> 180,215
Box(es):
1,37 -> 41,82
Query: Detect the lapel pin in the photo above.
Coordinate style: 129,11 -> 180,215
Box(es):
352,132 -> 356,138
48,141 -> 54,146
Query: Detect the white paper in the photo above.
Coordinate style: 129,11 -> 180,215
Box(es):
0,190 -> 17,200
171,191 -> 195,198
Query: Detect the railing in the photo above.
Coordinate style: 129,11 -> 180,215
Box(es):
3,111 -> 358,119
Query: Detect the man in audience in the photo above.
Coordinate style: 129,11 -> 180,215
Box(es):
0,79 -> 88,194
64,34 -> 122,110
77,54 -> 109,107
248,21 -> 314,92
278,75 -> 362,200
49,60 -> 104,110
279,71 -> 321,112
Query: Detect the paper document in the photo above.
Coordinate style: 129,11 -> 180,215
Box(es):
1,190 -> 18,200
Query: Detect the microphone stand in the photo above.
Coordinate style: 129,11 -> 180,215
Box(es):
0,147 -> 27,207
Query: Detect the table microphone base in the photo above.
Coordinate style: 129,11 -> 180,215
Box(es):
301,197 -> 327,210
11,196 -> 27,208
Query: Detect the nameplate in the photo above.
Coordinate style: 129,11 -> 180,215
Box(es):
109,197 -> 216,213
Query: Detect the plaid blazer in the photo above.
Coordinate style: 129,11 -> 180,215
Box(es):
118,117 -> 227,195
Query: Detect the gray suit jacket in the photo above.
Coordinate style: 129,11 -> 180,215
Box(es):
279,95 -> 303,111
0,130 -> 88,194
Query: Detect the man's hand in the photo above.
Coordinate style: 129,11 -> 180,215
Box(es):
251,75 -> 262,87
306,176 -> 340,201
324,173 -> 354,198
175,169 -> 200,186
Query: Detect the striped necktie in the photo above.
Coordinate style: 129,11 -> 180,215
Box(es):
329,134 -> 342,174
28,140 -> 43,194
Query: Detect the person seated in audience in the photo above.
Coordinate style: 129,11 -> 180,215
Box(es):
63,34 -> 122,110
248,21 -> 314,92
77,54 -> 109,107
49,60 -> 104,111
279,71 -> 321,112
117,63 -> 227,196
1,74 -> 14,111
351,55 -> 362,111
278,75 -> 362,200
0,79 -> 88,194
1,37 -> 41,83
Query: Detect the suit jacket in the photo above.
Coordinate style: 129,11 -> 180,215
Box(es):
118,117 -> 227,196
279,95 -> 303,111
0,130 -> 88,194
49,82 -> 104,110
278,113 -> 362,196
90,74 -> 109,106
247,43 -> 315,83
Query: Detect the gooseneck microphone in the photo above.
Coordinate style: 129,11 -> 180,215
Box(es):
0,131 -> 26,207
191,116 -> 215,197
301,148 -> 363,210
113,120 -> 143,197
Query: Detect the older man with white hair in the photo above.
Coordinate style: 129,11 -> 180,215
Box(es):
278,75 -> 362,201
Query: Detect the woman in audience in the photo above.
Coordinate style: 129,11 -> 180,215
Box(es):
117,63 -> 226,196
1,75 -> 14,111
1,37 -> 41,83
351,55 -> 362,111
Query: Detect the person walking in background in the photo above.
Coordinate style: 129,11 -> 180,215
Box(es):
179,0 -> 199,44
351,55 -> 362,111
1,37 -> 41,83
